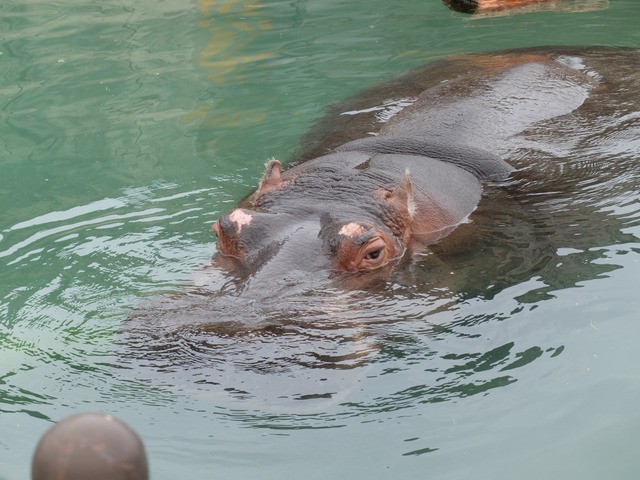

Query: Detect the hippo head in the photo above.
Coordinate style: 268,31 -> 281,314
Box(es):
213,208 -> 407,275
211,158 -> 417,294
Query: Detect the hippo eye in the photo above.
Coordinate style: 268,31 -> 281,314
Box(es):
355,237 -> 390,271
364,248 -> 382,260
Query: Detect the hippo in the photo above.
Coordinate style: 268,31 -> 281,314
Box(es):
122,45 -> 639,407
126,46 -> 640,328
209,46 -> 639,300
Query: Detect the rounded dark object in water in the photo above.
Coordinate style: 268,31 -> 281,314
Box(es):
442,0 -> 479,13
32,412 -> 148,480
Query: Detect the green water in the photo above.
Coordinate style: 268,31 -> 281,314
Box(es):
1,0 -> 640,478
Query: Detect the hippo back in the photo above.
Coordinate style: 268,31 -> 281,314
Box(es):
295,46 -> 639,170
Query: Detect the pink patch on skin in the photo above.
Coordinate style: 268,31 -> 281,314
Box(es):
339,222 -> 367,237
229,209 -> 253,232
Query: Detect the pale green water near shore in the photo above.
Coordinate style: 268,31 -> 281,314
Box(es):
1,1 -> 640,479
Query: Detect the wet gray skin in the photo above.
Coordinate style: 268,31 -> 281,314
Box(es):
124,47 -> 640,368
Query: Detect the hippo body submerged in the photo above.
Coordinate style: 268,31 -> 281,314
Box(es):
212,47 -> 629,292
121,46 -> 640,407
131,46 -> 640,332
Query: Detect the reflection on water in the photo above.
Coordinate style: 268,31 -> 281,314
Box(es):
195,0 -> 275,85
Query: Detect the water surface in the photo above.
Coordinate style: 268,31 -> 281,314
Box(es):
1,0 -> 640,479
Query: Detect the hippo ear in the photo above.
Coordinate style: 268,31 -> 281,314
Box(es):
252,159 -> 284,204
386,169 -> 415,218
261,159 -> 282,187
